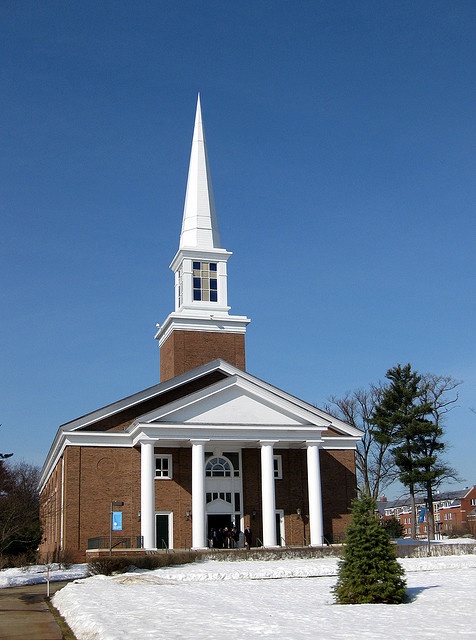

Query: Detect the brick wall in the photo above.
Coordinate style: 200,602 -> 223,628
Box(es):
40,444 -> 356,561
160,330 -> 246,381
321,450 -> 357,540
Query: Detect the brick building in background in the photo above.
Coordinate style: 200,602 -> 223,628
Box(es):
377,485 -> 476,538
39,97 -> 362,562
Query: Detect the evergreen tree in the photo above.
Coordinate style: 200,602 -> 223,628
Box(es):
371,364 -> 433,538
333,496 -> 406,604
383,517 -> 404,539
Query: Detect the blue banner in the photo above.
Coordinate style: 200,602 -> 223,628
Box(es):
112,511 -> 123,531
418,507 -> 426,524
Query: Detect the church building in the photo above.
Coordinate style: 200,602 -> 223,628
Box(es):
39,96 -> 362,561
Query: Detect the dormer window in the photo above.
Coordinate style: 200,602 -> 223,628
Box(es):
193,261 -> 218,302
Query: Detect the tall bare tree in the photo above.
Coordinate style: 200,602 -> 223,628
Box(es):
325,385 -> 398,499
0,462 -> 41,559
415,374 -> 462,538
326,371 -> 463,533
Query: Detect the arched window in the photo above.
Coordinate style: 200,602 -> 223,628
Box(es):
205,456 -> 232,477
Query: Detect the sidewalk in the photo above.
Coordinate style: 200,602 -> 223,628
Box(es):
0,581 -> 71,639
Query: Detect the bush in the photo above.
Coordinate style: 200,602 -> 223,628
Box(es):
0,551 -> 37,570
88,551 -> 199,576
333,496 -> 407,604
447,526 -> 472,539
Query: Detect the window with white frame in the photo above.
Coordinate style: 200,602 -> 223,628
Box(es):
192,261 -> 218,302
206,456 -> 232,477
155,455 -> 172,479
273,455 -> 282,479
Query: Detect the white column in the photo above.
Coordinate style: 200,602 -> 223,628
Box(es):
260,440 -> 278,547
191,440 -> 208,550
140,439 -> 156,550
307,441 -> 324,546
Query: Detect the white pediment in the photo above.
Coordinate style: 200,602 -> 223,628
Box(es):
139,375 -> 329,428
168,387 -> 305,425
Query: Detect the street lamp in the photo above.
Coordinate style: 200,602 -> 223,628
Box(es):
109,500 -> 124,556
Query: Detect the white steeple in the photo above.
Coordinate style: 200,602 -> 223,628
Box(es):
155,96 -> 250,357
180,94 -> 221,251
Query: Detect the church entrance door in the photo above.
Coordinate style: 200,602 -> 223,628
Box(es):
208,514 -> 234,548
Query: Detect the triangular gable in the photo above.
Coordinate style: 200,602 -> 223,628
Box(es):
56,358 -> 361,439
134,374 -> 332,429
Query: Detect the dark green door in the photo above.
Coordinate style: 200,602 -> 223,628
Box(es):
156,514 -> 169,549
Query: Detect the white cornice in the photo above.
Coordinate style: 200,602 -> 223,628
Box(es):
155,313 -> 250,345
131,424 -> 325,447
170,247 -> 231,272
321,435 -> 362,450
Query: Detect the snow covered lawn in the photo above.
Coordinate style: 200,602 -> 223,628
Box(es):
1,549 -> 475,639
50,554 -> 476,639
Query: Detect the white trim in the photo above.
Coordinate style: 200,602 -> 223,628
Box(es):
60,458 -> 65,551
155,313 -> 249,346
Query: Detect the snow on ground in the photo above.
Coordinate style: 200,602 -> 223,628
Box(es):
0,563 -> 88,589
1,541 -> 475,639
53,553 -> 475,640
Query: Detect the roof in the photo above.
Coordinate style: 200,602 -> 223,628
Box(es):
39,359 -> 363,492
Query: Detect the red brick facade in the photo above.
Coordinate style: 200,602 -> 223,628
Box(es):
160,330 -> 246,382
40,444 -> 357,562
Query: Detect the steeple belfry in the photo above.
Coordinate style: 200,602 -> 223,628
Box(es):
156,96 -> 250,382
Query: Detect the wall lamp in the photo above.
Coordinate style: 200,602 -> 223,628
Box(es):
297,508 -> 302,517
185,509 -> 191,520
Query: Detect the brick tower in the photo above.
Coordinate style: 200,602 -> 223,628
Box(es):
155,95 -> 250,381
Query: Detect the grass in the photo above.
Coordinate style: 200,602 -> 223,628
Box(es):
45,594 -> 77,640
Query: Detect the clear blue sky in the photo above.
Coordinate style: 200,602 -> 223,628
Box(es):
1,1 -> 475,496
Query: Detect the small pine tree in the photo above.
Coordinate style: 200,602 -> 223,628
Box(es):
383,517 -> 404,539
333,496 -> 407,604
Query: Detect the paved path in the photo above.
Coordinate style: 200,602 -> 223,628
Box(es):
0,581 -> 71,639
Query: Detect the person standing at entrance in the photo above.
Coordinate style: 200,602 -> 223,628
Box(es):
244,527 -> 252,549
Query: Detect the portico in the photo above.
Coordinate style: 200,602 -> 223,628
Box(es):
138,436 -> 325,551
130,357 -> 359,551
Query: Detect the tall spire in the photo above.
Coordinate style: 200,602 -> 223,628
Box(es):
156,96 -> 250,382
180,94 -> 221,250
